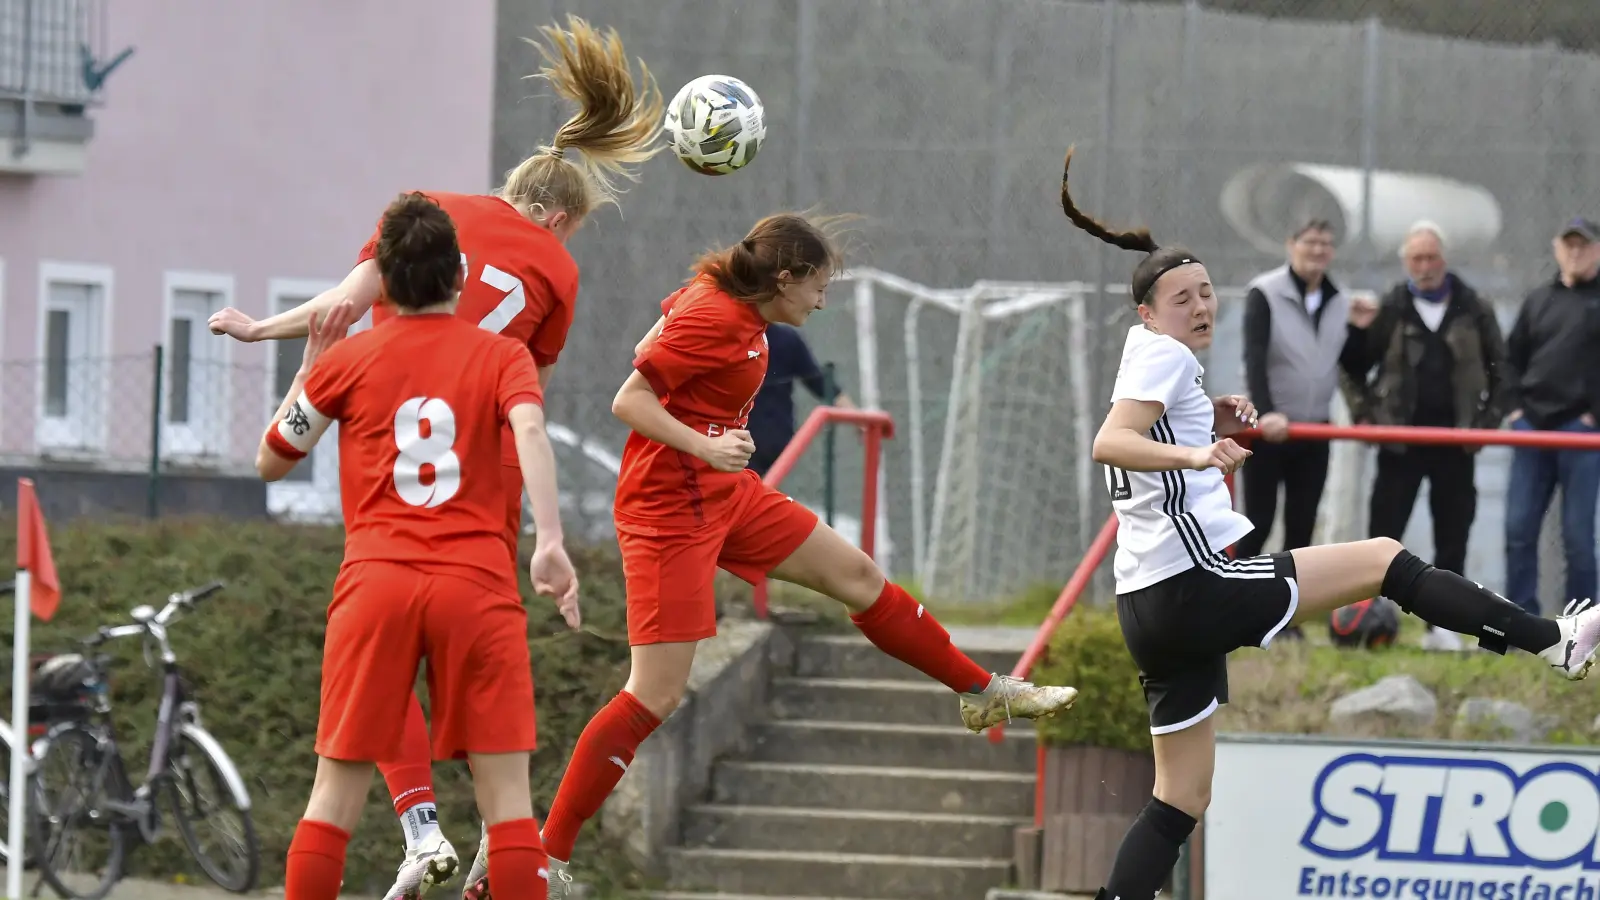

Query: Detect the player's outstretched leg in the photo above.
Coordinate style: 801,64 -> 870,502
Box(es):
379,692 -> 458,900
766,520 -> 1078,732
1290,538 -> 1600,676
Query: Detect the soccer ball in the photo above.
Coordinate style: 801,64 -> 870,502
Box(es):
1328,596 -> 1401,649
664,74 -> 765,176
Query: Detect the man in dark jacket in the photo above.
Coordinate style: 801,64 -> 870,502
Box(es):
1502,217 -> 1600,615
746,323 -> 854,477
1342,221 -> 1509,646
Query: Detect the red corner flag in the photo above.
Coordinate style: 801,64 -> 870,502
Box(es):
17,479 -> 60,622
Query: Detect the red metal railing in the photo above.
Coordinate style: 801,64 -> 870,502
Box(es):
753,406 -> 897,619
999,420 -> 1600,828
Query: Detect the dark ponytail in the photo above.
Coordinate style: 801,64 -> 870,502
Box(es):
694,212 -> 850,303
375,192 -> 462,310
1059,146 -> 1201,306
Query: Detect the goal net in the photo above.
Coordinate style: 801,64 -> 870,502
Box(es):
807,270 -> 1371,606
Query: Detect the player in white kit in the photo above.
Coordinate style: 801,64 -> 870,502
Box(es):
1058,145 -> 1600,900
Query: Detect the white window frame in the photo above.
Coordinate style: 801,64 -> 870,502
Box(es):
35,261 -> 113,458
264,278 -> 342,520
160,271 -> 235,464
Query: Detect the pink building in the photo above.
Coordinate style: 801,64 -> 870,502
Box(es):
0,0 -> 496,517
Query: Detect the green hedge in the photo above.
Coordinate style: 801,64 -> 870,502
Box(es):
1029,601 -> 1152,753
0,517 -> 645,896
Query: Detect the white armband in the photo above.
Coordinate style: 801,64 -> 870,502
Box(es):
276,392 -> 333,454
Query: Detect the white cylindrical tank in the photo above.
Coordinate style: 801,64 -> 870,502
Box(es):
1220,163 -> 1503,257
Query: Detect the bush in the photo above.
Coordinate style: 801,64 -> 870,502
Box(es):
0,516 -> 643,896
1029,601 -> 1152,753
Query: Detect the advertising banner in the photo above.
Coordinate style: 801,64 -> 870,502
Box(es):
1208,734 -> 1600,900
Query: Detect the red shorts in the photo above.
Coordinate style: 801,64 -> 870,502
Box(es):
618,471 -> 818,645
316,560 -> 536,762
501,463 -> 524,564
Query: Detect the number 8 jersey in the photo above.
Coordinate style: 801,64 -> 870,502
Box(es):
268,314 -> 545,592
360,191 -> 579,468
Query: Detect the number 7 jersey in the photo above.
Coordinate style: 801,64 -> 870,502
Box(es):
296,314 -> 545,592
359,191 -> 578,465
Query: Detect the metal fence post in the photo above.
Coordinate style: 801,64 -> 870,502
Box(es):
822,361 -> 837,527
1357,15 -> 1383,291
147,345 -> 163,519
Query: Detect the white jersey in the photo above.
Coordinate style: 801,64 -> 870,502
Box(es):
1106,326 -> 1255,593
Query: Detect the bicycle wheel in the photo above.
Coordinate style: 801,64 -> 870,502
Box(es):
165,726 -> 259,892
32,723 -> 126,900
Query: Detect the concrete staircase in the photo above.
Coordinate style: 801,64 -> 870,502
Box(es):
654,631 -> 1036,900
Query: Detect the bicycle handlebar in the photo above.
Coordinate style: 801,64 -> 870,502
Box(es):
79,581 -> 228,662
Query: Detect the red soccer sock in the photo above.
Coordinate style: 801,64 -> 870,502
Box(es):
541,691 -> 661,862
486,818 -> 550,900
285,819 -> 349,900
378,693 -> 437,822
851,581 -> 993,694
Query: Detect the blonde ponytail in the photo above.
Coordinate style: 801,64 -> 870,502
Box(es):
500,15 -> 665,221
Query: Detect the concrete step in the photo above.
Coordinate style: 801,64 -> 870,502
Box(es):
664,847 -> 1011,900
793,634 -> 1021,682
683,804 -> 1024,858
769,676 -> 956,725
748,719 -> 1037,772
711,760 -> 1035,817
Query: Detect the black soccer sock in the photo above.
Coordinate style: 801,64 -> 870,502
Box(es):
1382,550 -> 1560,655
1101,797 -> 1197,900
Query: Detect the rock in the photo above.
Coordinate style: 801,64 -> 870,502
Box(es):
1329,674 -> 1438,727
1452,698 -> 1555,743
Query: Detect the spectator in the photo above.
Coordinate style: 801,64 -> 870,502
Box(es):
1502,217 -> 1600,616
1342,220 -> 1509,650
1238,220 -> 1364,563
746,323 -> 855,477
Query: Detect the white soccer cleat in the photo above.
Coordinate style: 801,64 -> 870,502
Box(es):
461,822 -> 489,899
1539,598 -> 1600,680
959,674 -> 1078,733
382,833 -> 459,900
545,855 -> 577,900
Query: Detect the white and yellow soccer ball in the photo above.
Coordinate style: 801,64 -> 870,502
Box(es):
663,74 -> 765,176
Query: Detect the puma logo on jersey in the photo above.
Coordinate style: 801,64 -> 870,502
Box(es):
748,349 -> 761,358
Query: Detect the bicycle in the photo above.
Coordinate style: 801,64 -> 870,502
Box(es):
27,580 -> 260,899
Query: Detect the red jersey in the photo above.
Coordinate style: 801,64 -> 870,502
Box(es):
359,191 -> 578,465
285,314 -> 544,592
617,277 -> 770,527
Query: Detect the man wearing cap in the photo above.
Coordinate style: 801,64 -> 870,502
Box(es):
1503,216 -> 1600,616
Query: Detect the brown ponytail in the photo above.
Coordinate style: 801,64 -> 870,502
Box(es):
693,213 -> 852,303
1059,145 -> 1201,306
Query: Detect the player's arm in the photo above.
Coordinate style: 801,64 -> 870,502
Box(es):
213,260 -> 381,343
255,304 -> 359,479
1092,339 -> 1245,474
1092,399 -> 1196,472
611,370 -> 720,461
633,316 -> 666,356
508,402 -> 563,544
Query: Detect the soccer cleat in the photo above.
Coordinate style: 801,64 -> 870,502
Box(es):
1539,598 -> 1600,680
545,856 -> 577,900
461,822 -> 489,900
959,674 -> 1078,733
382,832 -> 459,900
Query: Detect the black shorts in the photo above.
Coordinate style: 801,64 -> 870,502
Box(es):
1116,552 -> 1300,735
